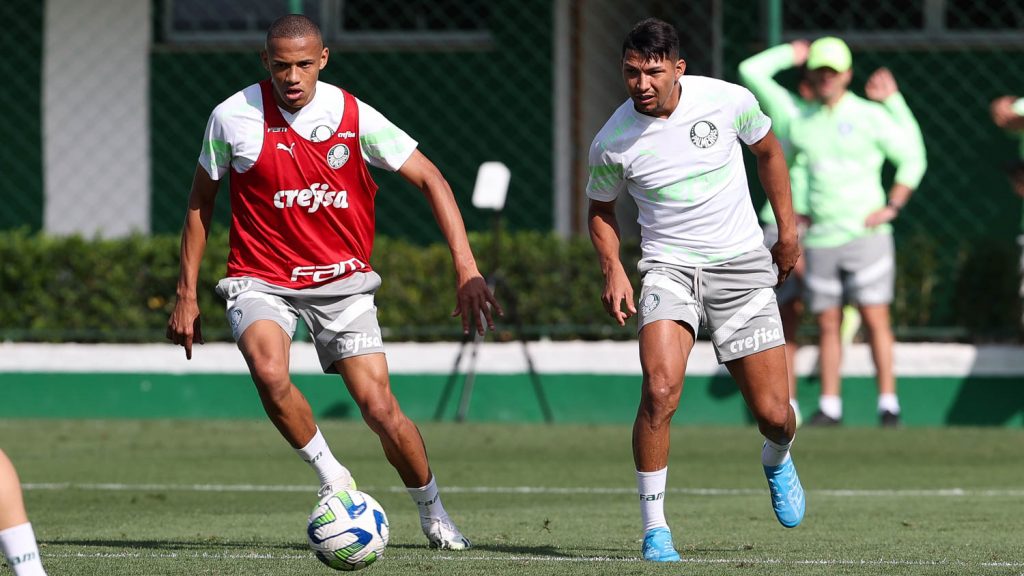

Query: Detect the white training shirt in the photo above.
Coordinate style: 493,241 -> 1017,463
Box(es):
199,80 -> 418,180
586,75 -> 772,267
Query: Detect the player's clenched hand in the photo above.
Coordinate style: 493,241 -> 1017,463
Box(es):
166,297 -> 204,360
452,275 -> 503,335
601,268 -> 636,327
991,95 -> 1020,129
790,40 -> 810,66
770,237 -> 801,287
865,68 -> 898,102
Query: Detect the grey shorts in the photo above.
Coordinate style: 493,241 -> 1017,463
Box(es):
637,246 -> 785,364
762,224 -> 802,305
215,272 -> 385,374
803,233 -> 894,313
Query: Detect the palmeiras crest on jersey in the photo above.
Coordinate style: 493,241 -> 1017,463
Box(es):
327,144 -> 350,169
311,125 -> 334,142
689,120 -> 719,148
640,293 -> 661,316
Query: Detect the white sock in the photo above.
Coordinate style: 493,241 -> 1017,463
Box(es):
0,523 -> 48,576
878,393 -> 901,414
819,395 -> 842,419
762,437 -> 793,467
295,427 -> 351,488
636,468 -> 669,532
408,475 -> 448,526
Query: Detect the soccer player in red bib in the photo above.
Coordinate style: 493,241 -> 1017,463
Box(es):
166,14 -> 499,550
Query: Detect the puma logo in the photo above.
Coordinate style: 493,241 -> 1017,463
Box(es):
276,142 -> 296,157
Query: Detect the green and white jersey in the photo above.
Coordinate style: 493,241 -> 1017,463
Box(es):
586,75 -> 772,267
739,44 -> 927,248
199,81 -> 417,180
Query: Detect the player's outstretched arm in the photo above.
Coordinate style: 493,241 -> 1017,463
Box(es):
588,199 -> 635,326
397,150 -> 502,335
748,130 -> 800,285
737,41 -> 807,141
166,165 -> 220,359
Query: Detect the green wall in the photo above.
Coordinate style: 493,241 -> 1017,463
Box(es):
3,372 -> 1022,427
0,0 -> 44,231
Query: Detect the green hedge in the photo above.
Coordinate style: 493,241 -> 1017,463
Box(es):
0,229 -> 1019,342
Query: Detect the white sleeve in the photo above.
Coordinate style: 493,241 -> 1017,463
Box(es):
733,85 -> 773,146
585,137 -> 625,202
197,106 -> 233,181
357,99 -> 418,172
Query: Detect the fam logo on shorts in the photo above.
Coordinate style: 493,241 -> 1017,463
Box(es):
690,120 -> 719,148
327,144 -> 350,169
640,293 -> 661,316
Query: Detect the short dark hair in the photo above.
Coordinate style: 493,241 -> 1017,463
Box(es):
622,18 -> 679,62
266,14 -> 322,45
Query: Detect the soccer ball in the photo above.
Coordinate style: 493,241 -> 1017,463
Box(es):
307,490 -> 390,571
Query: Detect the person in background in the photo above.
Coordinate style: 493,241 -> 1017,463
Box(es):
990,95 -> 1024,332
739,37 -> 927,427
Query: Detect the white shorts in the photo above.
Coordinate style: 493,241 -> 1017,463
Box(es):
637,246 -> 785,364
215,272 -> 385,373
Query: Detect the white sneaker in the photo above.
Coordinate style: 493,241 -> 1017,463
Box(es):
423,516 -> 472,550
317,473 -> 357,501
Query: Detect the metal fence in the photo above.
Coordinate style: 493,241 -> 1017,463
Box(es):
2,0 -> 1023,340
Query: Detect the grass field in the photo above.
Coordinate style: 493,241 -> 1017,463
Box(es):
3,419 -> 1023,576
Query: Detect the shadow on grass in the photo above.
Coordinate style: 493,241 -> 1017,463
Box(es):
388,542 -> 631,559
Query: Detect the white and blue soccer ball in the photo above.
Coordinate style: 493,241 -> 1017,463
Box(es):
307,490 -> 390,571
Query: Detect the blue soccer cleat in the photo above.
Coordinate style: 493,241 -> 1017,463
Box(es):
763,456 -> 805,528
641,527 -> 681,562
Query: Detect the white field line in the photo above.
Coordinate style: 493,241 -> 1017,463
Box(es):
21,483 -> 1024,498
38,550 -> 1024,569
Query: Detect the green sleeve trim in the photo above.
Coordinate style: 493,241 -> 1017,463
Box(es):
360,126 -> 409,156
587,163 -> 624,191
203,139 -> 231,168
734,105 -> 770,134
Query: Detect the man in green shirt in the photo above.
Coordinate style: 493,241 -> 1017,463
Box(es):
740,37 -> 927,427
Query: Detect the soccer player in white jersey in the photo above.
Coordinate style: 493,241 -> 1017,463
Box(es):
166,14 -> 500,550
0,449 -> 48,576
586,18 -> 805,561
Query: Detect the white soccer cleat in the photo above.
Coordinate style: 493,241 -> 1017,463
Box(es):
317,473 -> 357,501
423,516 -> 472,550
